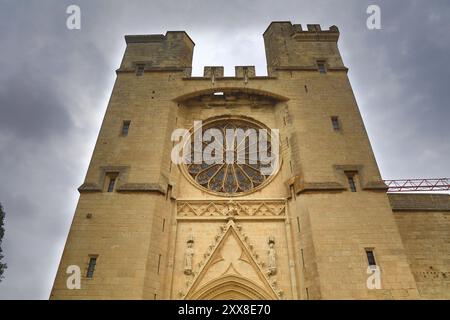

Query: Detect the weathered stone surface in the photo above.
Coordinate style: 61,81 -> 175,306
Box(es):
50,22 -> 448,300
389,194 -> 450,211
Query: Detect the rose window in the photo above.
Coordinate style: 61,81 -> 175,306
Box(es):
184,118 -> 277,195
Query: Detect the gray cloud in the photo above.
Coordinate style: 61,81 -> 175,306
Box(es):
0,0 -> 449,299
0,69 -> 71,140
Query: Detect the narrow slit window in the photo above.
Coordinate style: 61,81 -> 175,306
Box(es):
301,249 -> 305,268
166,185 -> 172,200
121,121 -> 131,136
107,177 -> 116,192
348,177 -> 357,192
136,64 -> 145,76
365,249 -> 377,266
317,61 -> 327,74
331,116 -> 340,130
345,172 -> 357,192
157,254 -> 162,274
105,173 -> 118,193
86,256 -> 97,278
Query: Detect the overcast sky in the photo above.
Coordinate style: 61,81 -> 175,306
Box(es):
0,0 -> 449,299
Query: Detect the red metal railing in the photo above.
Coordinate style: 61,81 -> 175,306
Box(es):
383,178 -> 450,192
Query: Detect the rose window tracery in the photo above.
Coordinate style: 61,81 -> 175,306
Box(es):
184,118 -> 277,195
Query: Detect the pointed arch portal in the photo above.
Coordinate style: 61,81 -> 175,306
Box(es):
182,221 -> 280,300
188,275 -> 274,300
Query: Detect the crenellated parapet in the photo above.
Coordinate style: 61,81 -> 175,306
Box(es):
235,66 -> 256,78
117,22 -> 345,78
119,31 -> 194,75
263,21 -> 346,75
203,66 -> 224,78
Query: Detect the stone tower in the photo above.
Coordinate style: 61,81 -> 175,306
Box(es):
50,22 -> 449,300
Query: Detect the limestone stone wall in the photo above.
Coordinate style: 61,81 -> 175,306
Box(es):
50,22 -> 448,300
294,192 -> 419,299
391,194 -> 450,299
120,32 -> 194,71
263,22 -> 345,75
50,193 -> 169,299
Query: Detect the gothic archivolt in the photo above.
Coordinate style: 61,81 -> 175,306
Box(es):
189,275 -> 273,300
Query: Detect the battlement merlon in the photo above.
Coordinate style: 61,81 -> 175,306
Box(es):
263,21 -> 346,76
263,22 -> 340,41
119,31 -> 195,74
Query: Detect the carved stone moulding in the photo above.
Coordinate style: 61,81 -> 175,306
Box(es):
176,199 -> 286,219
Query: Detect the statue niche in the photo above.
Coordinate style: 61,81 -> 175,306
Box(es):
267,236 -> 277,276
184,235 -> 195,275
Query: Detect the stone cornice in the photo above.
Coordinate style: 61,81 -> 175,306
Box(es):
296,182 -> 346,193
116,183 -> 166,194
79,164 -> 167,195
363,181 -> 389,191
78,183 -> 101,192
389,193 -> 450,212
274,66 -> 348,72
181,76 -> 278,81
116,67 -> 187,73
78,182 -> 167,195
125,31 -> 195,46
291,31 -> 339,42
287,165 -> 388,194
288,176 -> 346,194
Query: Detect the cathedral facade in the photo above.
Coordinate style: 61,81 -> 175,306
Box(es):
51,22 -> 450,299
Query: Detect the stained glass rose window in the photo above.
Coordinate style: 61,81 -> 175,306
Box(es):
183,117 -> 278,195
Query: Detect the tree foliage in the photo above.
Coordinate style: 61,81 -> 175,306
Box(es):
0,203 -> 6,282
